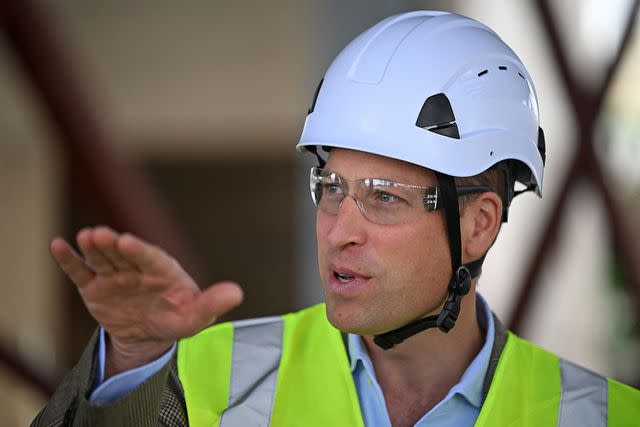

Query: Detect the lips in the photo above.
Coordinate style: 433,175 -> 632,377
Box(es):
327,264 -> 372,296
330,264 -> 369,281
334,271 -> 355,283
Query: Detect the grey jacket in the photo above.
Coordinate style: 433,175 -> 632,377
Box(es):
30,331 -> 188,427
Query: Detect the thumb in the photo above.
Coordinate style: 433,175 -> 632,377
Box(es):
193,281 -> 244,327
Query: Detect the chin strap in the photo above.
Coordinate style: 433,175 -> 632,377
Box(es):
373,172 -> 479,350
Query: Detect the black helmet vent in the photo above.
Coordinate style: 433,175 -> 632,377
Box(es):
307,79 -> 324,115
416,93 -> 460,139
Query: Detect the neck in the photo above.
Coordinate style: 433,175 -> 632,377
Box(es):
362,285 -> 484,421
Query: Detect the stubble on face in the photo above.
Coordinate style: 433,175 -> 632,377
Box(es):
315,149 -> 452,336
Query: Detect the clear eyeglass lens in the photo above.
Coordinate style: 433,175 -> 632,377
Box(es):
310,167 -> 430,225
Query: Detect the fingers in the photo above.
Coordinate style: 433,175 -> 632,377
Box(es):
78,227 -> 167,275
57,225 -> 187,288
50,237 -> 95,288
77,228 -> 117,275
92,227 -> 138,271
116,233 -> 177,274
60,226 -> 169,283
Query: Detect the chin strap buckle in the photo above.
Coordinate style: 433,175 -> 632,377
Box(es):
373,266 -> 473,349
435,266 -> 471,333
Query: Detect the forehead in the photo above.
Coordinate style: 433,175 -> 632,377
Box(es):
324,148 -> 435,185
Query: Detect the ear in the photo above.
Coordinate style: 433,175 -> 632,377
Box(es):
460,192 -> 502,264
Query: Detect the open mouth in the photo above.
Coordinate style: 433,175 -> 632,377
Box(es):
334,271 -> 355,283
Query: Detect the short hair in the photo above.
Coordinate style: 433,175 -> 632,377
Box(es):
455,161 -> 507,219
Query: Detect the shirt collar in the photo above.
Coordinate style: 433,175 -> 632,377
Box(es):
347,293 -> 495,408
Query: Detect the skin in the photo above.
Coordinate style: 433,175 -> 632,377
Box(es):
49,228 -> 243,378
317,149 -> 452,335
49,148 -> 501,426
317,148 -> 503,426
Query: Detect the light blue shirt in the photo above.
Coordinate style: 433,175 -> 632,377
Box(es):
89,328 -> 175,404
90,295 -> 495,427
349,295 -> 494,426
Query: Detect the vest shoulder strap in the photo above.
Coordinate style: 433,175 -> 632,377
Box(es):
270,304 -> 364,426
178,304 -> 364,427
608,377 -> 640,425
476,332 -> 640,426
178,321 -> 234,427
476,332 -> 561,426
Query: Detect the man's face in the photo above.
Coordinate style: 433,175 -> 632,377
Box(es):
316,148 -> 452,335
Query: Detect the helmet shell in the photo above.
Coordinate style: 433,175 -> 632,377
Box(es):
298,11 -> 543,194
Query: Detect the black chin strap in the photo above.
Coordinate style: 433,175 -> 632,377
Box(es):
373,172 -> 478,350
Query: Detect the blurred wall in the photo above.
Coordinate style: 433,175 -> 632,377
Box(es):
0,30 -> 63,422
1,0 -> 317,423
460,0 -> 640,383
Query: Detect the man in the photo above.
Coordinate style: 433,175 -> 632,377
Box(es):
32,10 -> 639,427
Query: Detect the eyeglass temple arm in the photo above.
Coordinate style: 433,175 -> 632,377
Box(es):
425,185 -> 491,212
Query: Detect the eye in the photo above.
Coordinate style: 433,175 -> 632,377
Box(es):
374,191 -> 403,204
323,183 -> 343,195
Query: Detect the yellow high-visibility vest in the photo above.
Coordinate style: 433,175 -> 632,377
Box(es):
178,304 -> 640,426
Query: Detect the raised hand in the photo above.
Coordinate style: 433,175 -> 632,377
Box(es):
50,226 -> 243,378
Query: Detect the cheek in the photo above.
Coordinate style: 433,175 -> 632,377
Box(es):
315,212 -> 330,250
315,212 -> 336,274
377,221 -> 451,283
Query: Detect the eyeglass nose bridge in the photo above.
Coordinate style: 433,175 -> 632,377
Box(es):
335,190 -> 371,221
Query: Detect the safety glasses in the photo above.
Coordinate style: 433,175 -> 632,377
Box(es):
310,167 -> 490,225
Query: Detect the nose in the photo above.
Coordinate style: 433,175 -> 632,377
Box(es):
339,193 -> 367,217
325,194 -> 368,249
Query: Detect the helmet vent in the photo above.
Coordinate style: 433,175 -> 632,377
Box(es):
518,71 -> 526,79
498,65 -> 508,70
307,79 -> 324,115
477,69 -> 488,77
538,127 -> 546,166
416,93 -> 460,139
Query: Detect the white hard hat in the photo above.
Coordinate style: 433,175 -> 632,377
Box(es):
299,10 -> 547,349
298,10 -> 544,196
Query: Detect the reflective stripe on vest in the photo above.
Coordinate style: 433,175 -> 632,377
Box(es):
475,332 -> 617,427
220,316 -> 282,425
558,358 -> 607,426
270,305 -> 364,426
178,304 -> 363,427
179,306 -> 639,426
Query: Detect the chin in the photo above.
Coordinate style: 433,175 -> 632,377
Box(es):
324,300 -> 363,333
323,300 -> 385,335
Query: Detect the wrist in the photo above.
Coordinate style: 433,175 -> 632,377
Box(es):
104,334 -> 173,380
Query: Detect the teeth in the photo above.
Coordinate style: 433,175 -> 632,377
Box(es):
334,272 -> 355,283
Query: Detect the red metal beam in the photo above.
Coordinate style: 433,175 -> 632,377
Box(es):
508,0 -> 640,335
1,0 -> 203,277
0,336 -> 57,396
0,0 -> 205,396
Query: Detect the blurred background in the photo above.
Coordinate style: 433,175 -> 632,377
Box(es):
1,0 -> 639,423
